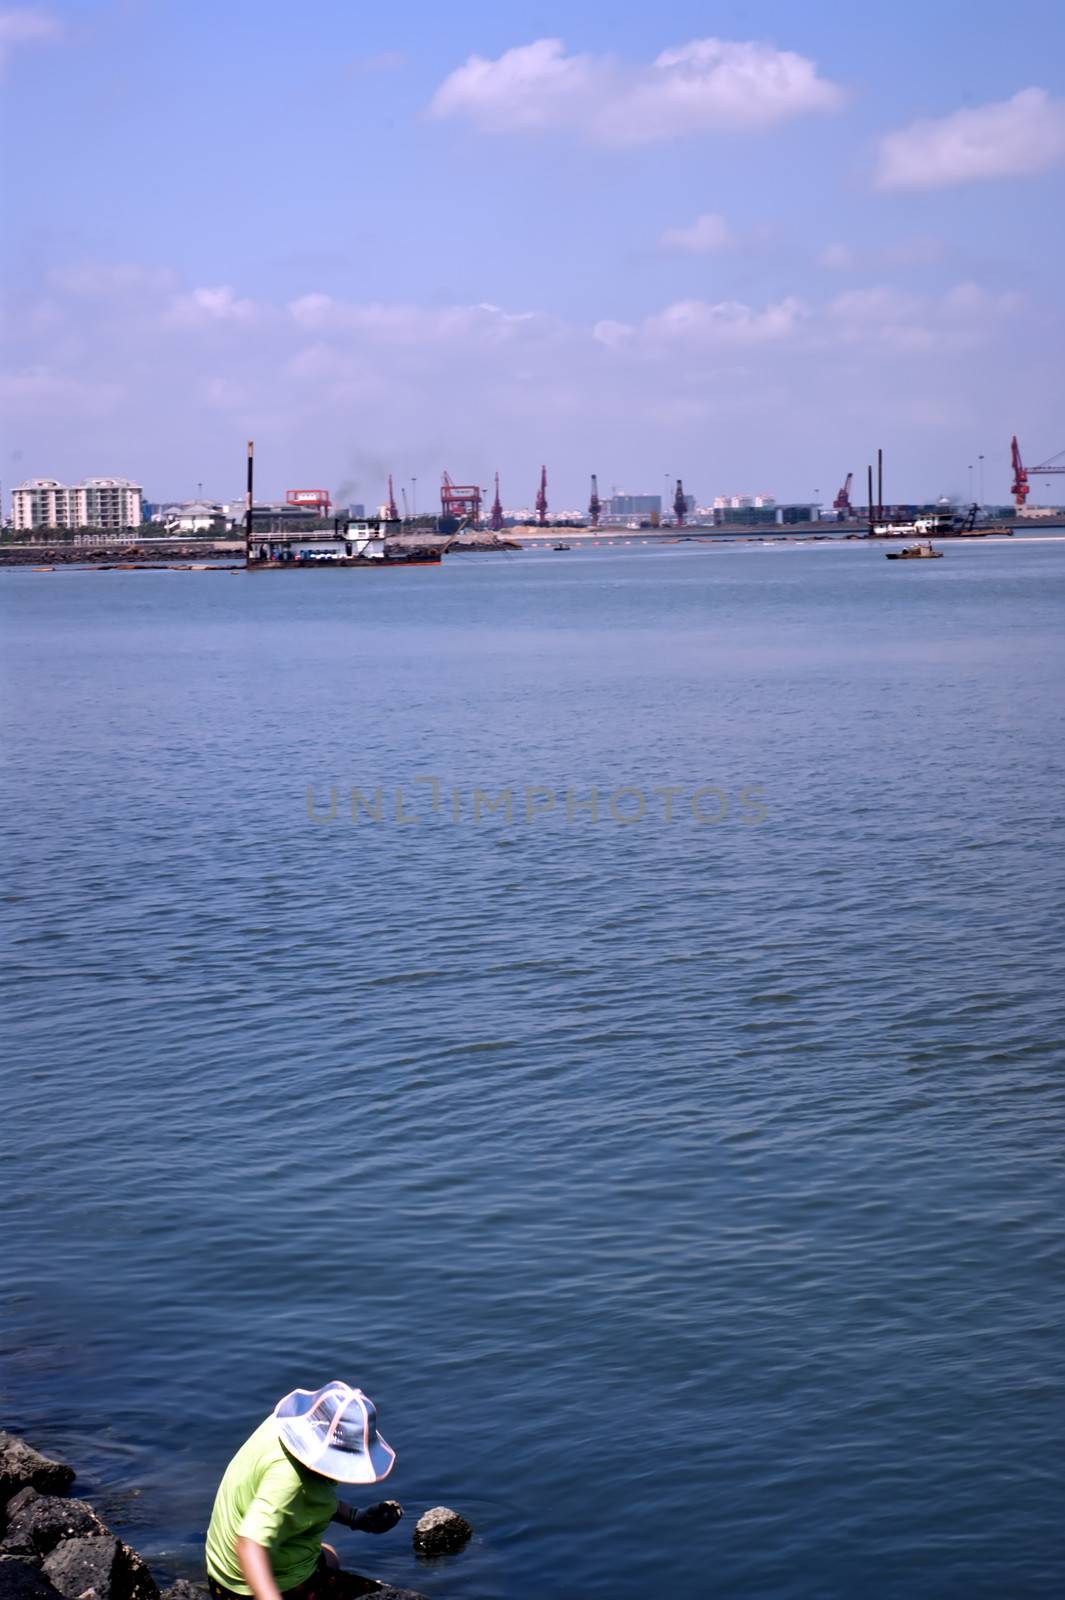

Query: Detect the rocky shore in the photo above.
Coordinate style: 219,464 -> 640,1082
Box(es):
0,543 -> 242,567
0,1433 -> 428,1600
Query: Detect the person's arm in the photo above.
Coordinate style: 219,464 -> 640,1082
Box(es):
235,1537 -> 284,1600
332,1501 -> 404,1535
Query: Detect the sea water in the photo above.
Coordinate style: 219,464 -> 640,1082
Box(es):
2,541 -> 1063,1598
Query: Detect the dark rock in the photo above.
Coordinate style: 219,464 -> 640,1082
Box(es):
2,1497 -> 109,1562
0,1557 -> 63,1600
0,1437 -> 75,1506
410,1506 -> 473,1556
42,1538 -> 158,1600
158,1584 -> 208,1600
2,1494 -> 40,1530
338,1584 -> 427,1600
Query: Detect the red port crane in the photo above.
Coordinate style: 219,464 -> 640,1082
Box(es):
589,474 -> 601,528
673,478 -> 688,527
385,474 -> 399,521
833,473 -> 853,515
490,473 -> 503,533
535,465 -> 548,526
1010,436 -> 1028,509
440,471 -> 482,528
1013,434 -> 1065,509
286,488 -> 331,516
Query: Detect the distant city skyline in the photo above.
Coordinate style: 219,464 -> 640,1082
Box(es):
3,1 -> 1064,506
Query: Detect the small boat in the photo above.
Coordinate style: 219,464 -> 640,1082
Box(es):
886,542 -> 943,560
552,541 -> 571,551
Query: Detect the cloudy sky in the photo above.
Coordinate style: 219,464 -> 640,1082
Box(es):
2,0 -> 1064,510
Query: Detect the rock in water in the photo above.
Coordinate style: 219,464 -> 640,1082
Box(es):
411,1507 -> 473,1556
2,1496 -> 109,1561
0,1558 -> 63,1600
42,1539 -> 158,1600
0,1438 -> 75,1505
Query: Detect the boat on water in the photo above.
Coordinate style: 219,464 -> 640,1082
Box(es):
871,504 -> 1011,539
248,523 -> 441,568
885,542 -> 943,560
552,542 -> 571,551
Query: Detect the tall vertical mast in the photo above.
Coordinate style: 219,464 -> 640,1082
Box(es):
244,440 -> 254,566
589,474 -> 601,528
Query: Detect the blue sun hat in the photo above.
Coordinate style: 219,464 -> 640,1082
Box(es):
274,1381 -> 396,1484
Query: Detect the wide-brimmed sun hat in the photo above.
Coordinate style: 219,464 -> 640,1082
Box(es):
274,1381 -> 396,1484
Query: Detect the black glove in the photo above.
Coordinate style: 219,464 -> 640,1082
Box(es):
352,1501 -> 403,1534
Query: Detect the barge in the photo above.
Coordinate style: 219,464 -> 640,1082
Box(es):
248,524 -> 441,568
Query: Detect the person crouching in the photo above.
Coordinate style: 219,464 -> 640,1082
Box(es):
205,1382 -> 402,1600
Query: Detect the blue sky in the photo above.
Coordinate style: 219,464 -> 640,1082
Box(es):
2,0 -> 1064,509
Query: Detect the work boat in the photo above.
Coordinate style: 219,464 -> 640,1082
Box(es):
885,541 -> 943,560
873,506 -> 976,538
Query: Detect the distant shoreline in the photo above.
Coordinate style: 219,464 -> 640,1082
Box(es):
3,526 -> 1064,569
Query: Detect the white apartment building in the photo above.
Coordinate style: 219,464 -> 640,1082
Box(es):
12,477 -> 143,533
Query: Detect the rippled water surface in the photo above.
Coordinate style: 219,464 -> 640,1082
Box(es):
2,543 -> 1064,1599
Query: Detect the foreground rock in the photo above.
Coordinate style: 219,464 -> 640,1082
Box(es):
411,1507 -> 473,1556
336,1582 -> 427,1600
0,1557 -> 63,1600
42,1537 -> 159,1600
1,1491 -> 109,1560
158,1583 -> 207,1600
0,1438 -> 74,1508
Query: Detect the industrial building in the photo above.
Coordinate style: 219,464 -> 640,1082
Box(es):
708,496 -> 820,527
11,477 -> 143,532
606,493 -> 661,520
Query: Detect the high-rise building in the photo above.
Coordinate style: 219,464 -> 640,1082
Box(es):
76,478 -> 143,530
11,480 -> 75,530
12,477 -> 143,532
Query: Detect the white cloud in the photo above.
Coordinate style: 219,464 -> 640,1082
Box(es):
287,294 -> 555,345
592,320 -> 635,349
429,39 -> 599,132
827,281 -> 1021,350
6,257 -> 1034,501
430,36 -> 845,144
819,237 -> 946,272
642,296 -> 808,345
876,87 -> 1065,189
660,212 -> 734,254
163,286 -> 260,328
0,6 -> 61,71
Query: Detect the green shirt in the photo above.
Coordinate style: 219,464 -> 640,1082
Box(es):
205,1417 -> 337,1594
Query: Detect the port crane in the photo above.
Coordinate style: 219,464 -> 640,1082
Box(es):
385,474 -> 399,521
833,473 -> 853,515
490,473 -> 504,533
535,465 -> 548,526
673,478 -> 688,527
589,474 -> 601,528
286,488 -> 331,516
440,471 -> 483,528
1012,435 -> 1065,509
